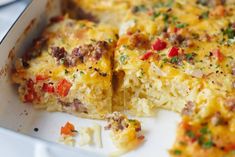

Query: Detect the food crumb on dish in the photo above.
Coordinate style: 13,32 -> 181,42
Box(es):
105,112 -> 144,156
59,122 -> 103,148
59,122 -> 78,146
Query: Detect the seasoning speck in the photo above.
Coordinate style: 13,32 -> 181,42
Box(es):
34,128 -> 39,132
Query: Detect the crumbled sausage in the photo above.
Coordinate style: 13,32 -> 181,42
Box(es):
60,99 -> 88,114
129,32 -> 150,49
105,112 -> 142,133
93,41 -> 110,60
69,41 -> 110,66
51,47 -> 67,61
181,101 -> 195,116
105,112 -> 129,131
169,34 -> 185,46
73,99 -> 88,113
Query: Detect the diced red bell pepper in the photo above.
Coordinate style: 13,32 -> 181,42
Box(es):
42,83 -> 55,93
224,144 -> 235,151
168,46 -> 179,57
24,79 -> 37,102
152,38 -> 167,51
56,79 -> 72,97
174,27 -> 180,33
213,49 -> 224,62
139,51 -> 153,60
60,122 -> 76,136
36,75 -> 49,82
27,79 -> 34,89
24,92 -> 35,103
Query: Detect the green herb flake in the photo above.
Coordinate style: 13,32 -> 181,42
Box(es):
202,140 -> 214,149
173,149 -> 182,155
200,126 -> 210,135
166,0 -> 174,7
196,0 -> 208,6
185,53 -> 193,60
79,23 -> 86,28
108,38 -> 113,43
162,13 -> 169,23
60,58 -> 65,64
152,12 -> 161,20
120,54 -> 128,64
223,27 -> 235,39
163,58 -> 169,63
132,4 -> 147,13
185,53 -> 196,60
199,11 -> 209,19
64,69 -> 69,74
80,71 -> 84,75
154,0 -> 174,8
172,16 -> 178,24
176,23 -> 188,28
90,39 -> 96,42
186,130 -> 195,139
170,56 -> 179,64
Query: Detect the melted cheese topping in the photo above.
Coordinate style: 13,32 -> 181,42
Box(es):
12,0 -> 235,156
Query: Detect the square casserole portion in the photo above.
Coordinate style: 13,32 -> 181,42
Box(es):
12,17 -> 117,119
114,1 -> 235,117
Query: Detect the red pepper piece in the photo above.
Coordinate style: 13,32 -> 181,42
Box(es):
36,75 -> 49,82
168,46 -> 179,57
139,51 -> 153,60
42,83 -> 55,93
56,79 -> 72,97
152,38 -> 167,51
213,49 -> 224,62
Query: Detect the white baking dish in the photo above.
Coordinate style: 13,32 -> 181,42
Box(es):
0,0 -> 180,156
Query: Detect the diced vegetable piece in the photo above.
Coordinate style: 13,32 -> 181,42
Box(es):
60,122 -> 76,136
36,75 -> 48,82
24,79 -> 37,102
168,46 -> 179,57
140,51 -> 153,60
42,83 -> 55,93
213,49 -> 224,62
24,92 -> 35,103
152,38 -> 167,51
56,79 -> 72,97
27,79 -> 34,89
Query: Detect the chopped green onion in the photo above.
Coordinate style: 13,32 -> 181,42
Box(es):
173,149 -> 182,155
176,23 -> 188,28
202,140 -> 214,149
120,54 -> 128,64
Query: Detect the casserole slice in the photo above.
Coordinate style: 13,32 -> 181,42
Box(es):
114,0 -> 235,116
12,17 -> 117,119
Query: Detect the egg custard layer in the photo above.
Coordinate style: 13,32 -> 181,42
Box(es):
12,0 -> 235,156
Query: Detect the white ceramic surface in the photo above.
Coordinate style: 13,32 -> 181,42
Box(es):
0,0 -> 181,156
0,1 -> 28,41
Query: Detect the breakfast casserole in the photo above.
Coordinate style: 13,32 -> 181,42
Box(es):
12,0 -> 235,156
